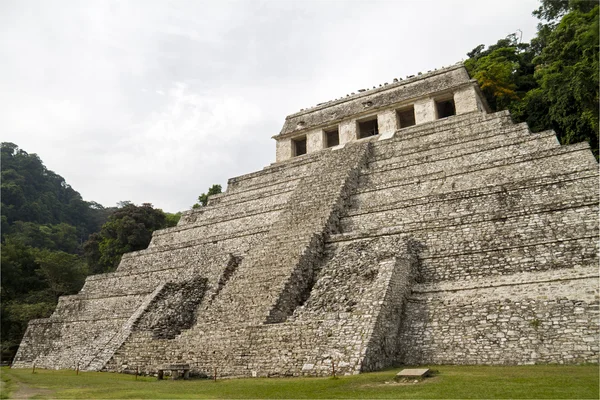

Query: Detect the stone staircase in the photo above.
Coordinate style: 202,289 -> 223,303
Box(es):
193,142 -> 370,327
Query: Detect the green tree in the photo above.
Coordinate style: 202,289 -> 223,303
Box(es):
465,2 -> 599,159
192,184 -> 222,208
0,240 -> 86,362
465,44 -> 520,111
34,249 -> 88,297
0,239 -> 46,299
526,5 -> 599,154
83,203 -> 171,273
165,212 -> 182,227
7,222 -> 79,253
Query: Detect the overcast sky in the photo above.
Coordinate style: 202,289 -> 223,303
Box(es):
1,0 -> 541,213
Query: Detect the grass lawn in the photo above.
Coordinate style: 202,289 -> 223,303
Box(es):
1,365 -> 598,399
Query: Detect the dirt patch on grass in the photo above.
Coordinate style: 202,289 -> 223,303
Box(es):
10,380 -> 53,399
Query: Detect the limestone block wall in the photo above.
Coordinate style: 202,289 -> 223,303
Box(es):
454,85 -> 483,114
12,250 -> 234,370
15,318 -> 130,371
398,270 -> 598,364
377,109 -> 397,136
328,109 -> 599,365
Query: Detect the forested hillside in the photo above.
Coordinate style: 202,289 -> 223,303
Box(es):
0,143 -> 180,362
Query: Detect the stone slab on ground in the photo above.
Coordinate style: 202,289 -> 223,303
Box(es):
395,368 -> 431,381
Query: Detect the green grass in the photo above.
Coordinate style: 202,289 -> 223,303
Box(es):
1,365 -> 598,399
0,369 -> 15,400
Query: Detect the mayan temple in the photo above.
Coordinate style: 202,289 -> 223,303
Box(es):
13,64 -> 599,377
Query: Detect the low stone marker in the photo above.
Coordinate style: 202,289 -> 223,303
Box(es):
394,368 -> 431,382
157,363 -> 190,380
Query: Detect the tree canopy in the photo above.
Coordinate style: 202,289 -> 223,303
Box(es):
465,1 -> 599,158
192,184 -> 222,208
83,202 -> 178,273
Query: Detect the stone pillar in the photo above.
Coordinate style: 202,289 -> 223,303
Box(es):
414,98 -> 436,124
306,129 -> 324,154
454,86 -> 481,115
339,120 -> 357,144
377,109 -> 398,138
276,139 -> 293,162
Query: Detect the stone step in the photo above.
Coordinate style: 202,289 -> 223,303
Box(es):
342,173 -> 598,233
354,143 -> 596,206
150,209 -> 282,247
83,252 -> 233,297
49,294 -> 147,321
196,143 -> 369,327
178,190 -> 292,227
371,110 -> 513,158
324,237 -> 597,288
208,179 -> 298,209
362,133 -> 560,189
329,204 -> 599,257
340,198 -> 598,248
12,317 -> 128,370
348,168 -> 597,214
124,229 -> 267,260
410,264 -> 599,296
418,236 -> 598,283
149,222 -> 271,249
340,200 -> 598,272
227,146 -> 328,189
370,124 -> 534,169
225,155 -> 321,195
381,110 -> 510,144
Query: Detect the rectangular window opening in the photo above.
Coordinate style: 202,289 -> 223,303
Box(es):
293,137 -> 307,157
325,128 -> 340,148
436,98 -> 456,119
358,118 -> 379,139
397,106 -> 416,128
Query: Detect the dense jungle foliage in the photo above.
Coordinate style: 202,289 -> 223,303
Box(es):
0,143 -> 183,362
465,0 -> 599,158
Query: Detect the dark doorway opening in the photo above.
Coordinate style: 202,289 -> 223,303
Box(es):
293,137 -> 307,156
358,118 -> 379,139
325,128 -> 340,148
436,99 -> 456,119
398,107 -> 416,128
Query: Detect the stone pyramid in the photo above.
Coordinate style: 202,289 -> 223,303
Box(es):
13,64 -> 599,377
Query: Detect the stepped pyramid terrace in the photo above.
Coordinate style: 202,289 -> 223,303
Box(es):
13,64 -> 599,377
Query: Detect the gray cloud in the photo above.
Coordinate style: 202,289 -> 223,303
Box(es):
1,0 -> 540,212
